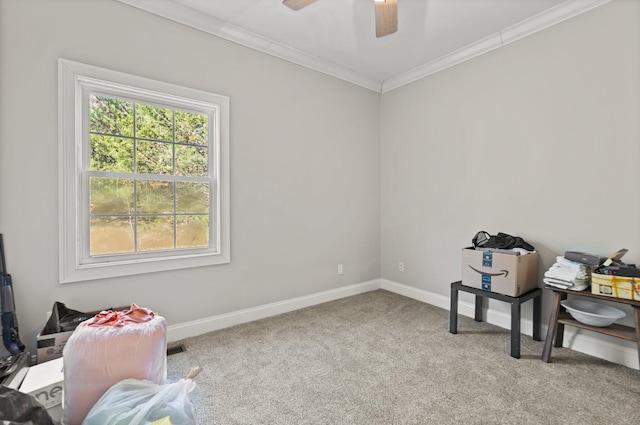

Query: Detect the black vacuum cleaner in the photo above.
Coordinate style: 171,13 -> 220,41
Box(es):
0,234 -> 30,388
0,234 -> 25,355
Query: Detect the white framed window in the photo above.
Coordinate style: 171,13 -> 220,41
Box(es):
58,59 -> 230,283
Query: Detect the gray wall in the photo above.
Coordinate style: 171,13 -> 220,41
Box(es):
1,0 -> 638,362
0,0 -> 381,352
381,0 -> 640,325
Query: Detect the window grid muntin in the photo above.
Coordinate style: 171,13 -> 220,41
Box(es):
85,89 -> 216,261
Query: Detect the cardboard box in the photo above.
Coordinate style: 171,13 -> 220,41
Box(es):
591,273 -> 639,300
461,248 -> 538,297
19,357 -> 64,422
36,329 -> 74,364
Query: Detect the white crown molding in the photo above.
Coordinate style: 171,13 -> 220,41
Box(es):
115,0 -> 382,92
117,0 -> 610,94
500,0 -> 612,46
381,32 -> 504,93
381,0 -> 612,92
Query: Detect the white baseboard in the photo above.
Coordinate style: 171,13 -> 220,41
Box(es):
381,279 -> 451,310
381,279 -> 638,370
168,278 -> 638,370
167,279 -> 382,342
558,325 -> 638,370
380,279 -> 536,333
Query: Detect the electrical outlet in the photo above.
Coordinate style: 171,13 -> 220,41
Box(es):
399,262 -> 405,272
338,264 -> 344,275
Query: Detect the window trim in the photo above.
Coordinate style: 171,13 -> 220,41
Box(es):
58,59 -> 230,283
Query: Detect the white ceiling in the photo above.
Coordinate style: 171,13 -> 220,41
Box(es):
117,0 -> 610,92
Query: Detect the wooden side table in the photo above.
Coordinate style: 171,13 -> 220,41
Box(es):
449,281 -> 542,358
541,286 -> 640,370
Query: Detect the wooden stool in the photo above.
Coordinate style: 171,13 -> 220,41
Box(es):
541,285 -> 640,372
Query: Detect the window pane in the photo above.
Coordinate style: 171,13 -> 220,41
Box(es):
90,135 -> 134,172
136,103 -> 173,142
137,180 -> 174,214
137,216 -> 174,251
90,217 -> 134,255
175,111 -> 207,146
90,177 -> 134,214
89,95 -> 133,137
175,145 -> 208,177
136,140 -> 173,175
176,182 -> 209,213
177,216 -> 209,248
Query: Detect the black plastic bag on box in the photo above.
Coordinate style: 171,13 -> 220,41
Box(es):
0,386 -> 55,425
41,302 -> 95,334
472,231 -> 535,251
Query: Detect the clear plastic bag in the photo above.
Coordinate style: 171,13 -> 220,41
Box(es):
81,367 -> 201,425
63,305 -> 167,425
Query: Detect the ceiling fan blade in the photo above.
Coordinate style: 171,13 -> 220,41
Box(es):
375,0 -> 398,38
282,0 -> 318,11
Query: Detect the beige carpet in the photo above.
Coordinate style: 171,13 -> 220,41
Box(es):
167,290 -> 640,424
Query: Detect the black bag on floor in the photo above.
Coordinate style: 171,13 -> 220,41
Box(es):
0,386 -> 55,425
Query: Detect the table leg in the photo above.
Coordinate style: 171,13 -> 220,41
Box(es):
475,295 -> 483,322
449,285 -> 458,334
554,293 -> 568,348
533,292 -> 541,341
542,291 -> 564,362
510,300 -> 521,358
634,306 -> 640,372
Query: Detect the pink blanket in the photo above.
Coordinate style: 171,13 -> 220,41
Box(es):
62,305 -> 167,425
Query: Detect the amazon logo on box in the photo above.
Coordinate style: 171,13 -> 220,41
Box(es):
461,248 -> 538,297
